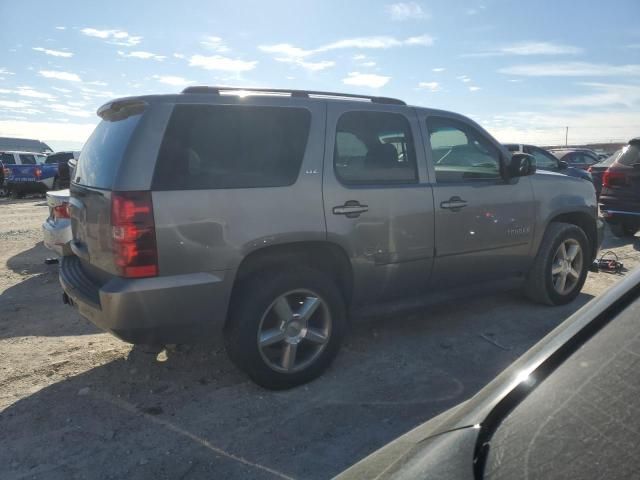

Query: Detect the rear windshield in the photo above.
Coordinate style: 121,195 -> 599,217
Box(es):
153,105 -> 311,190
617,144 -> 640,166
74,114 -> 141,189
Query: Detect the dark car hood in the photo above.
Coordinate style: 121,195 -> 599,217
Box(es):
336,268 -> 640,479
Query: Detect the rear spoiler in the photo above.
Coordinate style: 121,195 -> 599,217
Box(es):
97,100 -> 147,121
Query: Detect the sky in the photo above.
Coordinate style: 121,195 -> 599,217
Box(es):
1,0 -> 639,151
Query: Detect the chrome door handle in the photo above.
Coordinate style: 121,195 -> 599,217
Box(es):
333,201 -> 369,218
440,196 -> 468,211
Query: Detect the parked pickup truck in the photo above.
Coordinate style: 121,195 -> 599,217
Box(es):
1,150 -> 53,198
60,87 -> 605,389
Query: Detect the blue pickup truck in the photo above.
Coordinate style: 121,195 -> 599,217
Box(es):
1,151 -> 75,198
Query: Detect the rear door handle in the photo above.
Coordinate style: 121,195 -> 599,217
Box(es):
333,201 -> 369,218
440,196 -> 468,211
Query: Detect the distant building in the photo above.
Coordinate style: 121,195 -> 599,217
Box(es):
0,137 -> 53,153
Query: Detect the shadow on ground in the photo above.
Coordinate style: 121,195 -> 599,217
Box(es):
0,287 -> 593,480
1,243 -> 99,339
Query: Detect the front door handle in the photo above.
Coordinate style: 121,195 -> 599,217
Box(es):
333,200 -> 369,218
440,196 -> 468,211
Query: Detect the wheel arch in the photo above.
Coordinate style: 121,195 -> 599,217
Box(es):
546,211 -> 598,261
228,241 -> 354,325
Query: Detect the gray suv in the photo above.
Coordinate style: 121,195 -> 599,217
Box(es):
60,86 -> 604,389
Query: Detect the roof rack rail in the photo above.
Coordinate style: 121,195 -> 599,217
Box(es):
181,86 -> 406,106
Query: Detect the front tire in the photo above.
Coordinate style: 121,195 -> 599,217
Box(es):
224,267 -> 346,390
525,222 -> 589,305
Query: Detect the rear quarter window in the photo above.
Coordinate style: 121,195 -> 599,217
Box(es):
74,114 -> 142,189
153,105 -> 311,190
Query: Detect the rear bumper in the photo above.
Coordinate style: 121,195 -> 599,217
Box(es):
6,180 -> 48,193
42,218 -> 72,256
59,256 -> 233,344
599,196 -> 640,224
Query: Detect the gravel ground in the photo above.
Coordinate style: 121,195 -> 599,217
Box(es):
1,197 -> 639,480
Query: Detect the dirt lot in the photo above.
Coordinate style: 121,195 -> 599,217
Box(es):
1,197 -> 639,480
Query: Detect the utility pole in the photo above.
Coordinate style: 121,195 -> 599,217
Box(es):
565,126 -> 569,146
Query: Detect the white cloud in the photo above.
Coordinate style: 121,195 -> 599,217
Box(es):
501,42 -> 582,55
555,83 -> 640,108
499,62 -> 640,77
465,41 -> 582,58
153,75 -> 194,87
360,61 -> 377,67
259,35 -> 433,71
33,47 -> 73,58
386,2 -> 430,21
320,35 -> 434,51
52,87 -> 72,93
118,50 -> 166,61
173,53 -> 186,59
0,119 -> 97,144
342,72 -> 390,89
80,28 -> 142,46
15,87 -> 56,99
189,54 -> 257,72
432,67 -> 445,72
404,35 -> 434,46
39,70 -> 82,82
55,26 -> 66,30
484,111 -> 640,145
86,80 -> 108,86
0,68 -> 14,75
47,103 -> 93,118
457,75 -> 472,83
0,100 -> 32,109
201,36 -> 230,53
353,54 -> 367,61
469,86 -> 481,92
418,81 -> 440,92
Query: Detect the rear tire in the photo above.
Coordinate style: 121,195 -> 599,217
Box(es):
525,222 -> 589,306
224,267 -> 346,390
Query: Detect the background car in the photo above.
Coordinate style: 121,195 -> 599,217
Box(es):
599,138 -> 640,238
505,144 -> 593,182
43,151 -> 80,189
548,147 -> 601,170
1,151 -> 51,197
588,150 -> 621,199
337,266 -> 640,480
42,189 -> 72,256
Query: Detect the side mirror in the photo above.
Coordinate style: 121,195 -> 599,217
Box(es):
558,160 -> 569,170
508,153 -> 536,178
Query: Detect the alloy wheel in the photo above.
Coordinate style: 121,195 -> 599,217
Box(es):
257,289 -> 332,373
551,239 -> 583,295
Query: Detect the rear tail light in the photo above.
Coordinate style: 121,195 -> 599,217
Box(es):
602,170 -> 626,187
2,167 -> 9,177
111,191 -> 158,278
34,167 -> 42,178
53,203 -> 70,219
587,166 -> 592,173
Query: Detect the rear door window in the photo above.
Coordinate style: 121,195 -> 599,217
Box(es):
1,153 -> 15,164
19,154 -> 36,165
153,105 -> 311,190
333,111 -> 418,185
74,114 -> 142,189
